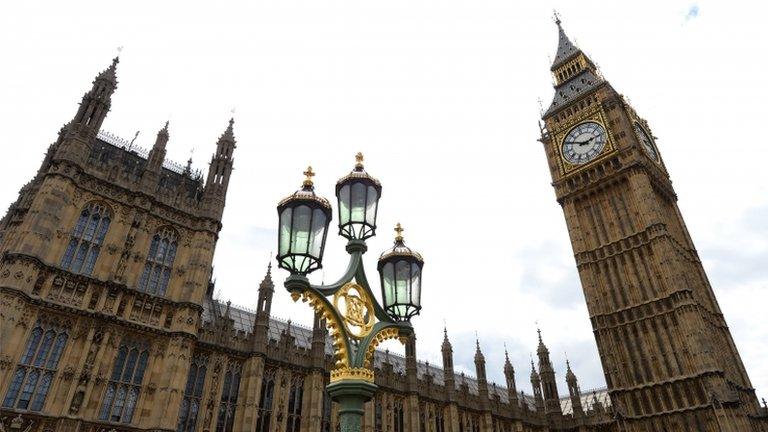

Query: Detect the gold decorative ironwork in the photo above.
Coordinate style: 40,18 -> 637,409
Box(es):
295,289 -> 349,369
355,152 -> 364,169
394,223 -> 404,242
330,367 -> 374,383
303,166 -> 315,187
333,283 -> 375,339
363,327 -> 402,369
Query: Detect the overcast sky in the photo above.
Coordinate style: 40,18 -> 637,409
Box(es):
1,0 -> 766,401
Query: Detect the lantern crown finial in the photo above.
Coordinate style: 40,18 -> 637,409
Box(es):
355,152 -> 364,170
394,223 -> 404,242
303,165 -> 316,188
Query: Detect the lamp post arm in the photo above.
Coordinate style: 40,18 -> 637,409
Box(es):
352,321 -> 412,368
311,250 -> 364,296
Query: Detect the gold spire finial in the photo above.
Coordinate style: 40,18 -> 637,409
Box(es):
553,9 -> 561,26
394,223 -> 404,241
355,152 -> 364,169
303,166 -> 315,187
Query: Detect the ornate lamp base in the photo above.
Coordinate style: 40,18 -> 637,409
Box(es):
327,380 -> 378,432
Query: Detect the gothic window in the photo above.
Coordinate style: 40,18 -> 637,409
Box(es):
2,321 -> 69,411
285,375 -> 304,432
321,388 -> 332,432
99,340 -> 149,424
255,369 -> 276,432
215,362 -> 242,432
419,401 -> 426,432
178,354 -> 208,432
61,202 -> 112,276
373,398 -> 383,432
393,398 -> 405,432
434,406 -> 445,432
137,227 -> 178,296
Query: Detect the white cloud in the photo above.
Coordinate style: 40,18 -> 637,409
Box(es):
0,0 -> 765,401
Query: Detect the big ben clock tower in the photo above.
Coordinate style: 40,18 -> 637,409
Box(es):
539,17 -> 764,431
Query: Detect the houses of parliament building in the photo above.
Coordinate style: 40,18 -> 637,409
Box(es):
0,19 -> 766,432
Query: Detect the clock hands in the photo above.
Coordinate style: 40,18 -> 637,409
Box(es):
565,136 -> 596,147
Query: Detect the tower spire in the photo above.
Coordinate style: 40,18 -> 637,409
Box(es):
204,117 -> 237,220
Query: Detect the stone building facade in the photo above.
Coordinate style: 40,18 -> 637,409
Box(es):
1,20 -> 767,432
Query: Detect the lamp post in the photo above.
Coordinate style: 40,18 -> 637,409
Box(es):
276,154 -> 424,432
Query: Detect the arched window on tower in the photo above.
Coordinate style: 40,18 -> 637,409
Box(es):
99,340 -> 149,424
255,368 -> 276,432
137,227 -> 178,296
216,362 -> 242,432
177,354 -> 208,432
285,375 -> 304,432
61,202 -> 112,276
2,320 -> 69,411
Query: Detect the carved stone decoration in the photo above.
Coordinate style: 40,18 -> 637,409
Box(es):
61,365 -> 76,381
0,354 -> 12,370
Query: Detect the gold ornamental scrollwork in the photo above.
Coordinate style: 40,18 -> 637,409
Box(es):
333,282 -> 375,339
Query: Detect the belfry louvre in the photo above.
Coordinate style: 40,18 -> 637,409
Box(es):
1,20 -> 767,432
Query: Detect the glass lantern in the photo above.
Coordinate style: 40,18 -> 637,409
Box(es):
277,166 -> 332,275
335,153 -> 382,241
377,223 -> 424,321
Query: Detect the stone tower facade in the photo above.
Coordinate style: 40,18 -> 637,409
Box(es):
538,17 -> 766,431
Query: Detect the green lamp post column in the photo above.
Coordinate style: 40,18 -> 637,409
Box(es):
276,155 -> 424,432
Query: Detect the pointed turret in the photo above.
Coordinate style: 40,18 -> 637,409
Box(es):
551,14 -> 579,69
252,263 -> 273,352
530,359 -> 544,413
474,338 -> 490,411
140,121 -> 170,190
72,57 -> 119,132
504,346 -> 519,410
310,311 -> 327,369
55,57 -> 120,164
565,359 -> 584,418
535,329 -> 562,416
204,118 -> 237,220
441,327 -> 456,402
405,333 -> 418,392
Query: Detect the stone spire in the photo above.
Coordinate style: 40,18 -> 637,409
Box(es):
530,359 -> 544,413
56,57 -> 120,164
310,311 -> 327,369
204,117 -> 237,220
474,338 -> 490,411
441,326 -> 456,402
536,328 -> 562,416
252,262 -> 273,352
143,121 -> 170,188
565,359 -> 584,418
504,345 -> 519,410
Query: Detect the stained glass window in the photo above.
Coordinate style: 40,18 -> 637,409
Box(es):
215,362 -> 241,432
99,340 -> 149,423
177,354 -> 208,432
255,369 -> 276,432
137,227 -> 178,296
2,320 -> 68,411
61,202 -> 112,275
285,375 -> 304,432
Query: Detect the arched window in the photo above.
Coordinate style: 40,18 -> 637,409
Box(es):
61,202 -> 112,276
178,354 -> 208,432
285,375 -> 304,432
137,227 -> 178,296
99,340 -> 149,424
394,398 -> 405,432
434,405 -> 445,432
321,389 -> 332,432
373,398 -> 383,432
255,369 -> 276,432
216,362 -> 242,432
2,320 -> 69,411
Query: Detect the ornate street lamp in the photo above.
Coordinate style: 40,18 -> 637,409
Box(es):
276,156 -> 424,432
378,223 -> 423,321
276,166 -> 332,275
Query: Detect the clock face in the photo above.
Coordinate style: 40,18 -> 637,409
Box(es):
561,122 -> 607,165
633,122 -> 659,161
